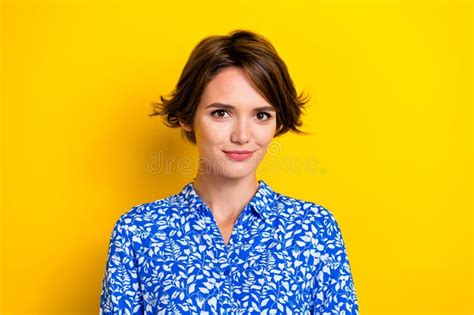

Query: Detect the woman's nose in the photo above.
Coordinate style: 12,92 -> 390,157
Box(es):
231,119 -> 250,144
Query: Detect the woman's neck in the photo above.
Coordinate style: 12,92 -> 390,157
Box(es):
192,174 -> 259,221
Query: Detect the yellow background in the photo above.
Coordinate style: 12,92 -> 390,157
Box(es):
1,0 -> 472,314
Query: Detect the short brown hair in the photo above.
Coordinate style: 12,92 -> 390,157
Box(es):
149,29 -> 310,144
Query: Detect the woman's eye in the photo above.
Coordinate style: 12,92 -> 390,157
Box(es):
256,112 -> 272,121
211,110 -> 272,121
211,110 -> 229,118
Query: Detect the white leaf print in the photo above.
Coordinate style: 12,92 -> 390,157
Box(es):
208,296 -> 217,309
100,181 -> 358,314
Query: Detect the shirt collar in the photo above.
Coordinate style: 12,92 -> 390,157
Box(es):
177,179 -> 277,222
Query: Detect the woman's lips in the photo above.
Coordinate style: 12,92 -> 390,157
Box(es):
223,150 -> 254,161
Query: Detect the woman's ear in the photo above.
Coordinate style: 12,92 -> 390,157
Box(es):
178,119 -> 193,132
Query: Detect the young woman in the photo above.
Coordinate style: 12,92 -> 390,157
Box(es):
100,30 -> 359,314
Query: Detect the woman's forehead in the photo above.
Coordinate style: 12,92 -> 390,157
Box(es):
200,68 -> 273,108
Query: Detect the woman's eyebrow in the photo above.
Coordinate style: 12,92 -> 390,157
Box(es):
206,102 -> 276,111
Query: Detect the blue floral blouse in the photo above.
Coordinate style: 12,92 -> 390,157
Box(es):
100,179 -> 359,314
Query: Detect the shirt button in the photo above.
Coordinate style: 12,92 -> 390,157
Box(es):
223,266 -> 231,276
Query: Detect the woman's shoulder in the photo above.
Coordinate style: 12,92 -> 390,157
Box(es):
274,193 -> 348,243
274,192 -> 341,226
110,192 -> 184,228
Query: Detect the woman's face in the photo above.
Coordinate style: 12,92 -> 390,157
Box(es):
180,66 -> 277,180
